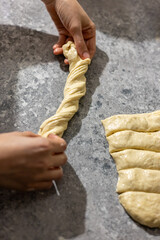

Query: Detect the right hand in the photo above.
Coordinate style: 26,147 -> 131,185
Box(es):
43,0 -> 96,63
0,131 -> 67,191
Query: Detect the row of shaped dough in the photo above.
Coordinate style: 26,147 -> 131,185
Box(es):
102,110 -> 160,228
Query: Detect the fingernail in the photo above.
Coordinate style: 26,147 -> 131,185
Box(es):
53,44 -> 59,49
64,59 -> 69,65
61,142 -> 67,150
83,52 -> 90,59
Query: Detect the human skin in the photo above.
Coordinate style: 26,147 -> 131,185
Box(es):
0,132 -> 67,191
42,0 -> 96,64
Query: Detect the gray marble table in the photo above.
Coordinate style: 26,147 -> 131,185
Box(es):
0,0 -> 160,239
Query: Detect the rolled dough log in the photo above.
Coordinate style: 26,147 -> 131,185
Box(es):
117,168 -> 160,193
102,110 -> 160,228
112,149 -> 160,171
119,192 -> 160,228
102,110 -> 160,137
39,41 -> 90,137
107,130 -> 160,153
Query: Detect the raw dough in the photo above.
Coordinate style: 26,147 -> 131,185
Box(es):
102,110 -> 160,228
117,168 -> 160,193
102,110 -> 160,137
119,192 -> 160,228
39,41 -> 90,137
112,149 -> 160,171
107,130 -> 160,153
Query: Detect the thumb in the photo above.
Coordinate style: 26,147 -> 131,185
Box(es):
73,30 -> 90,59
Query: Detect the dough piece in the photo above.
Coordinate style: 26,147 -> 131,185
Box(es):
112,149 -> 160,171
117,168 -> 160,193
102,110 -> 160,137
107,130 -> 160,153
102,110 -> 160,228
119,192 -> 160,228
39,41 -> 91,137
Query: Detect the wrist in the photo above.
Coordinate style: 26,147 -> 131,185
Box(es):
41,0 -> 56,6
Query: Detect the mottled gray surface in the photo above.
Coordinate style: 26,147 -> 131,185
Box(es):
1,0 -> 160,239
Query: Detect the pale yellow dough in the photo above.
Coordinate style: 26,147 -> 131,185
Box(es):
112,149 -> 160,171
107,130 -> 160,153
102,110 -> 160,137
102,110 -> 160,228
119,192 -> 160,228
117,168 -> 160,193
39,41 -> 90,137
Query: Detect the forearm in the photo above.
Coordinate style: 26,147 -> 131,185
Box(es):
41,0 -> 56,5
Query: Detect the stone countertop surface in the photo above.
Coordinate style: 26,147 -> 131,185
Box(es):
1,0 -> 160,239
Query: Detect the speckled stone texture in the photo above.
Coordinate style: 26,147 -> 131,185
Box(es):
0,0 -> 160,239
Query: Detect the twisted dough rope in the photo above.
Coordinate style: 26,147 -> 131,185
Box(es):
38,41 -> 91,137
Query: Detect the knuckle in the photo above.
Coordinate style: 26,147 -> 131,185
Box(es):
39,160 -> 48,170
61,141 -> 67,151
90,22 -> 96,31
39,138 -> 50,151
70,24 -> 79,34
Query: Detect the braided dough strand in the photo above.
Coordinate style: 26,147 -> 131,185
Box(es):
38,41 -> 91,137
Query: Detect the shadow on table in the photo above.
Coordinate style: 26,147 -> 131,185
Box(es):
123,208 -> 160,236
135,221 -> 160,237
0,24 -> 61,133
0,163 -> 86,240
80,0 -> 160,42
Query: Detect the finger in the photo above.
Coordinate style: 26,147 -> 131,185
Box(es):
86,36 -> 96,59
38,167 -> 63,181
53,34 -> 66,49
48,134 -> 67,153
25,134 -> 66,154
53,44 -> 59,50
53,47 -> 63,55
49,152 -> 67,168
64,59 -> 69,65
73,30 -> 90,59
27,181 -> 53,191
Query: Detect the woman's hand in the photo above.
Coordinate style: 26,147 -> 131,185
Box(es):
43,0 -> 96,63
0,131 -> 67,191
